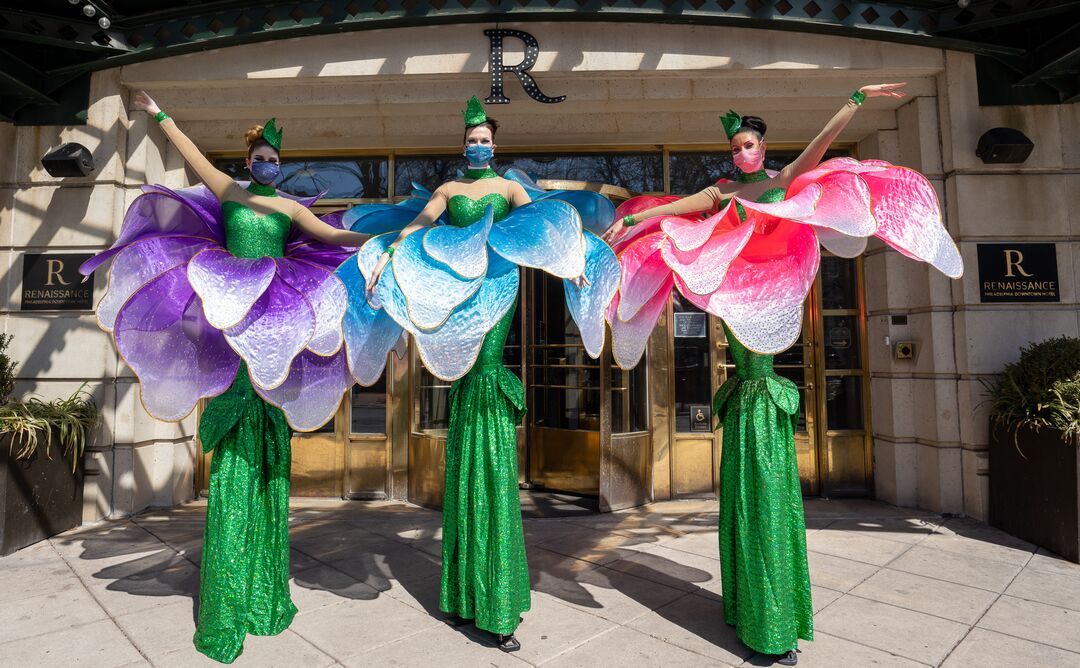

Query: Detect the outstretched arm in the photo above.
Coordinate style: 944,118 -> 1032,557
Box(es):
134,90 -> 238,201
366,188 -> 449,295
779,83 -> 907,184
288,202 -> 369,247
601,186 -> 722,243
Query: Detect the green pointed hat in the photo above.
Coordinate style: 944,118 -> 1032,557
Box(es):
262,118 -> 283,152
462,96 -> 487,127
720,109 -> 742,141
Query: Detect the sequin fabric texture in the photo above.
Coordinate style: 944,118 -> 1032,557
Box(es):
439,193 -> 531,635
713,177 -> 814,656
194,191 -> 297,663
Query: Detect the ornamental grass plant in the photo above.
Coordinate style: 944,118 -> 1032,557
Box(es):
1,384 -> 100,473
983,336 -> 1080,446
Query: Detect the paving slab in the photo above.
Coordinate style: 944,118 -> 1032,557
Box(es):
544,625 -> 727,667
0,618 -> 144,668
153,629 -> 338,668
0,582 -> 110,644
627,587 -> 755,665
819,517 -> 939,545
534,564 -> 688,624
501,592 -> 618,665
1004,567 -> 1080,613
762,631 -> 927,667
814,595 -> 969,665
806,528 -> 914,566
345,620 -> 530,667
605,543 -> 719,592
942,627 -> 1080,668
805,551 -> 879,592
850,568 -> 998,624
977,595 -> 1080,654
888,544 -> 1024,592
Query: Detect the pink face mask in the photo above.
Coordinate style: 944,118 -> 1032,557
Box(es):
733,147 -> 764,174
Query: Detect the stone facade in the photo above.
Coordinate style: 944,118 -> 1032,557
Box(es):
0,22 -> 1075,522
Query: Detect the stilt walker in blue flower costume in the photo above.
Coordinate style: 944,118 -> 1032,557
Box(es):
336,97 -> 619,652
79,91 -> 369,664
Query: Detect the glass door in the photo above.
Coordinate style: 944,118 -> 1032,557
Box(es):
526,270 -> 602,495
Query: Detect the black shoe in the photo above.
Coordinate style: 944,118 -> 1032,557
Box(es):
497,634 -> 521,652
776,650 -> 798,666
444,614 -> 471,627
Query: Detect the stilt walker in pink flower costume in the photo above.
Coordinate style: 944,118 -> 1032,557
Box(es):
603,83 -> 962,666
79,91 -> 370,663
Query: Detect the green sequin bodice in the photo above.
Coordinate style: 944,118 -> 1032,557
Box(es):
447,193 -> 511,228
221,200 -> 291,259
722,185 -> 787,222
725,324 -> 774,380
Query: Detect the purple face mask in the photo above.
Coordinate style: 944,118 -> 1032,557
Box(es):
733,147 -> 764,174
250,160 -> 281,185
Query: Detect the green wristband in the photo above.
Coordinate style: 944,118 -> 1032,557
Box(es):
622,214 -> 637,228
154,111 -> 170,123
850,90 -> 866,106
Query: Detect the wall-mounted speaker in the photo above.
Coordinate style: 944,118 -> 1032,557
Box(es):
975,128 -> 1034,164
41,143 -> 95,177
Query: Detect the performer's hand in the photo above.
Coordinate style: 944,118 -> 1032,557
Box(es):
570,274 -> 590,289
601,218 -> 626,244
367,253 -> 390,298
859,83 -> 907,100
133,90 -> 160,115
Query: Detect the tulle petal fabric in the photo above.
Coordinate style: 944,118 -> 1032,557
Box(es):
614,232 -> 670,321
338,172 -> 620,383
607,157 -> 964,362
188,249 -> 277,330
254,349 -> 354,432
608,277 -> 673,369
488,199 -> 586,278
97,236 -> 213,331
275,258 -> 348,356
224,276 -> 317,391
390,230 -> 484,330
114,266 -> 240,421
423,207 -> 493,279
83,183 -> 351,431
335,256 -> 403,386
565,231 -> 620,359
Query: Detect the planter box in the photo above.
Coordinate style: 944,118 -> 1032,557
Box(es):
989,422 -> 1080,563
0,435 -> 84,556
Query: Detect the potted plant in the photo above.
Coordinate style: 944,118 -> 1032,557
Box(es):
984,336 -> 1080,563
0,334 -> 100,555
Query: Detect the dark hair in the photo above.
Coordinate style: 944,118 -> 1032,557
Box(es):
244,124 -> 279,158
734,115 -> 767,141
463,117 -> 499,142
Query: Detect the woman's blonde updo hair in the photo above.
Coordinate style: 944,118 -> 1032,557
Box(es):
244,124 -> 275,157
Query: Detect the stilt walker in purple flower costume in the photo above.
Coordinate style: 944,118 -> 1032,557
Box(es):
79,91 -> 370,663
338,97 -> 619,652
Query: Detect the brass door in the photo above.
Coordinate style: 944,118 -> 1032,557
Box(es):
344,347 -> 405,500
813,256 -> 873,496
525,270 -> 602,496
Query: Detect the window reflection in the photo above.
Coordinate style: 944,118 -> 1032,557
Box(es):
820,257 -> 858,310
529,272 -> 600,431
673,295 -> 711,433
216,158 -> 389,199
825,376 -> 864,430
668,150 -> 847,195
395,153 -> 663,194
611,363 -> 648,433
351,376 -> 386,434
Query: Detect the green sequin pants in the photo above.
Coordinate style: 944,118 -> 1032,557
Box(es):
193,367 -> 297,663
715,372 -> 814,655
439,302 -> 531,635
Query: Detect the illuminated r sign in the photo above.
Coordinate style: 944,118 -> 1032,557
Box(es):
485,29 -> 565,105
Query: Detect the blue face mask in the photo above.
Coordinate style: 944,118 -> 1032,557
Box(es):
464,144 -> 494,167
250,160 -> 281,185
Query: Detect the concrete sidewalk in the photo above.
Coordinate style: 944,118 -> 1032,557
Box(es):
2,498 -> 1078,667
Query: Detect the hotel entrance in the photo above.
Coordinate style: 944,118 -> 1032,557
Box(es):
196,147 -> 871,506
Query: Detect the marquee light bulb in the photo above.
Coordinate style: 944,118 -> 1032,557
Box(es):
82,4 -> 96,17
98,16 -> 111,29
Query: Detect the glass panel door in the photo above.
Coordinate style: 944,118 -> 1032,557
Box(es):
526,270 -> 601,495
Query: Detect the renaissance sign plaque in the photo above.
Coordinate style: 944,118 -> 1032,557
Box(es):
21,253 -> 94,311
976,243 -> 1059,303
